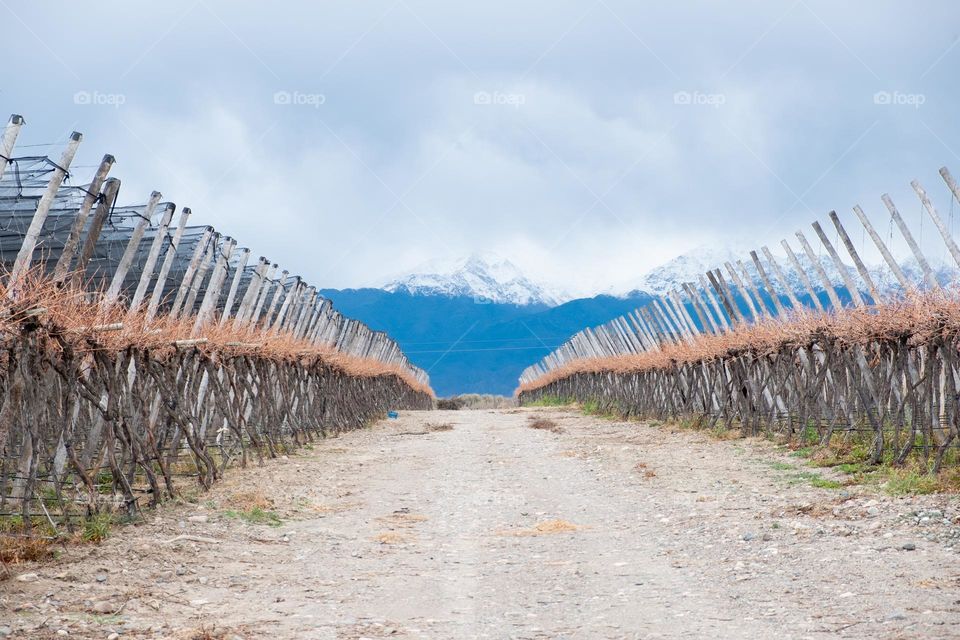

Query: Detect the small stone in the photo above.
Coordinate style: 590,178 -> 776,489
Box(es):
188,515 -> 208,523
56,630 -> 69,637
0,627 -> 11,637
901,542 -> 917,551
742,532 -> 755,541
92,601 -> 116,614
95,574 -> 107,583
761,533 -> 772,541
198,576 -> 209,585
886,611 -> 907,621
867,506 -> 880,517
175,565 -> 187,576
15,573 -> 38,582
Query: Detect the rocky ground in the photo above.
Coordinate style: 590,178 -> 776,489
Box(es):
1,407 -> 959,639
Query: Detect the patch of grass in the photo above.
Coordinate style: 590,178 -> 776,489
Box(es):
82,513 -> 114,543
526,395 -> 572,407
769,461 -> 794,471
809,477 -> 844,489
224,507 -> 283,527
879,468 -> 942,495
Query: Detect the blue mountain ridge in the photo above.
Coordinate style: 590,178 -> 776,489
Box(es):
317,288 -> 655,396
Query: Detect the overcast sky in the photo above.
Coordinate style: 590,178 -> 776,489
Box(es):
5,1 -> 960,297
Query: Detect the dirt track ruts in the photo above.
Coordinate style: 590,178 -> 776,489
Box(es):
2,408 -> 959,639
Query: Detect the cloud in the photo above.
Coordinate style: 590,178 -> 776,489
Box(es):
5,1 -> 960,297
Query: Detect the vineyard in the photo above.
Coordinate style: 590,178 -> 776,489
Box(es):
0,114 -> 432,547
519,168 -> 960,473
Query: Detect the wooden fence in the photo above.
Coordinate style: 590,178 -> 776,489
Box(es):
0,114 -> 432,539
519,167 -> 960,469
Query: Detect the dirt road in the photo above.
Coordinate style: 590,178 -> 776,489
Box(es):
2,408 -> 959,639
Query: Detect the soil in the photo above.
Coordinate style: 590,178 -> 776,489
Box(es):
2,408 -> 959,639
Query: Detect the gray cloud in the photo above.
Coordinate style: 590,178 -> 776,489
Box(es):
4,1 -> 960,297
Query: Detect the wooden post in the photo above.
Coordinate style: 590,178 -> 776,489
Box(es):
682,282 -> 716,333
724,262 -> 761,321
248,263 -> 278,328
851,205 -> 910,290
218,248 -> 251,326
712,269 -> 747,325
53,154 -> 116,281
705,270 -> 738,325
882,194 -> 938,289
170,227 -> 214,318
9,131 -> 82,290
810,221 -> 864,307
780,239 -> 825,312
655,296 -> 688,340
736,259 -> 774,317
759,247 -> 802,310
0,114 -> 25,180
145,208 -> 192,322
193,237 -> 236,334
911,179 -> 960,269
104,191 -> 163,307
795,230 -> 843,310
72,177 -> 121,284
669,290 -> 700,335
750,250 -> 785,315
698,274 -> 730,330
181,235 -> 216,318
262,270 -> 289,328
827,211 -> 880,303
231,256 -> 267,328
128,203 -> 176,312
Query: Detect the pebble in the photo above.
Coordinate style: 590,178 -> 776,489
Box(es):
92,601 -> 115,614
15,573 -> 38,582
188,515 -> 209,523
108,634 -> 120,640
886,611 -> 907,621
175,565 -> 187,576
742,532 -> 755,541
901,542 -> 917,551
95,574 -> 107,583
0,628 -> 11,637
56,630 -> 69,637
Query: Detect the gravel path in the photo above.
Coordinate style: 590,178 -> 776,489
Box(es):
2,408 -> 959,639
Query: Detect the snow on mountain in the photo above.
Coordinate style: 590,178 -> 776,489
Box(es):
383,252 -> 568,306
621,243 -> 933,298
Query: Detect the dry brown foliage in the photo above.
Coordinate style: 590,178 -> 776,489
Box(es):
499,519 -> 581,536
226,490 -> 273,511
0,268 -> 432,396
0,536 -> 55,565
519,291 -> 960,394
527,417 -> 564,433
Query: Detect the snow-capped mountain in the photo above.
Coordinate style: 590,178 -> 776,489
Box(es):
383,252 -> 568,306
624,244 -> 960,299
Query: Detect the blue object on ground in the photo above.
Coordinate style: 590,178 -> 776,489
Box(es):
387,411 -> 399,419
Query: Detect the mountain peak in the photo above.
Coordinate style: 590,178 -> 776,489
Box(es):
383,252 -> 566,306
